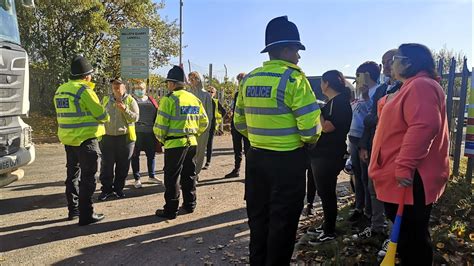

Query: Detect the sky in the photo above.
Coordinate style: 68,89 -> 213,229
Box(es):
154,0 -> 473,81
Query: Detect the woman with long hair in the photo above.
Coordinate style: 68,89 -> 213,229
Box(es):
306,70 -> 353,244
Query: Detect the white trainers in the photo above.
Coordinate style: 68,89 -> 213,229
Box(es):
134,180 -> 142,188
377,239 -> 390,257
352,226 -> 372,240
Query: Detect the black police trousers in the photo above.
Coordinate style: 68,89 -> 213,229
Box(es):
163,145 -> 197,214
99,135 -> 135,194
231,127 -> 250,170
245,147 -> 306,266
64,138 -> 100,219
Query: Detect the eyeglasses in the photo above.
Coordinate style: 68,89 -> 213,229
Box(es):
392,55 -> 409,61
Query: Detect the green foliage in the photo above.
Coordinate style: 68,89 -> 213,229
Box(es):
432,46 -> 469,97
16,0 -> 179,114
204,76 -> 238,108
432,45 -> 466,75
430,174 -> 473,265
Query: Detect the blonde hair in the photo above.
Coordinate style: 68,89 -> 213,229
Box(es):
208,86 -> 216,93
188,71 -> 204,89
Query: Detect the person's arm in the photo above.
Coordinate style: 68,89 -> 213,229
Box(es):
119,96 -> 139,123
290,75 -> 321,144
82,90 -> 109,123
153,97 -> 172,144
320,98 -> 351,133
233,84 -> 248,137
395,79 -> 443,186
363,85 -> 386,129
197,100 -> 209,136
320,115 -> 335,133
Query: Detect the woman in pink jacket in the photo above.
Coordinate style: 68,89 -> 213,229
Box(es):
368,43 -> 449,265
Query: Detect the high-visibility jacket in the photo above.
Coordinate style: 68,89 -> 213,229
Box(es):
233,60 -> 322,151
102,94 -> 138,142
154,88 -> 209,149
213,98 -> 223,130
54,79 -> 109,146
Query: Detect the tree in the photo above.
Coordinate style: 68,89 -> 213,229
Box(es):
16,0 -> 180,113
432,45 -> 466,76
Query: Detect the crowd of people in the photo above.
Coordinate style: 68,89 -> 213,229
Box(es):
53,15 -> 450,266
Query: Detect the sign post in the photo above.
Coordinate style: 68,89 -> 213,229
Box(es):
120,28 -> 150,79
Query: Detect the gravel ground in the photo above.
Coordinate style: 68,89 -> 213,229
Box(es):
0,135 -> 350,265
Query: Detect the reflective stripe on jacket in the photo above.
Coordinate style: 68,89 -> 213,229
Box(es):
54,79 -> 109,146
213,98 -> 223,130
154,88 -> 209,149
233,59 -> 322,151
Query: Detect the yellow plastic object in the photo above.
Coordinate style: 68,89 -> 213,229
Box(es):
380,242 -> 397,266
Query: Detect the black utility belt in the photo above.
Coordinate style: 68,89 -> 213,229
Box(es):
165,135 -> 191,141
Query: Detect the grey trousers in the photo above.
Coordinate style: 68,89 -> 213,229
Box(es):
368,177 -> 386,232
194,128 -> 210,175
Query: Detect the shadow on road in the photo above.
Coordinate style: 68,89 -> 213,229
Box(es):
196,177 -> 244,188
4,181 -> 65,191
0,182 -> 164,216
52,208 -> 248,265
211,151 -> 236,157
1,207 -> 247,258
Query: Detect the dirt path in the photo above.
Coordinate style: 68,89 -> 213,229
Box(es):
0,135 -> 349,265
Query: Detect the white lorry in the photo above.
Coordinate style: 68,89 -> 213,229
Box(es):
0,0 -> 35,187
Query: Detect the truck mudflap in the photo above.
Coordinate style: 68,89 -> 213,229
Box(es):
0,145 -> 35,187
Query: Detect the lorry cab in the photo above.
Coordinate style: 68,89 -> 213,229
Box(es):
0,0 -> 36,187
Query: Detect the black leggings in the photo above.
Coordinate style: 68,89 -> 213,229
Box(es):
384,171 -> 433,266
306,165 -> 316,205
310,156 -> 345,234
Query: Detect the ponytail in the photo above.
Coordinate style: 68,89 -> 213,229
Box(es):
322,70 -> 351,100
341,86 -> 352,101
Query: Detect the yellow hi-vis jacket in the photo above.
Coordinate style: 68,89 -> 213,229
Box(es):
233,60 -> 322,151
54,79 -> 109,146
102,94 -> 138,142
213,98 -> 223,130
154,88 -> 209,149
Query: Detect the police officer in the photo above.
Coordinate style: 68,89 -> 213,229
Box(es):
54,55 -> 109,225
234,16 -> 322,265
154,66 -> 209,219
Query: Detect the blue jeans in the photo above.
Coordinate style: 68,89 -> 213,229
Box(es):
131,132 -> 157,180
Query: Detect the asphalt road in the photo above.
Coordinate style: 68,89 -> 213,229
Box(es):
0,135 -> 350,265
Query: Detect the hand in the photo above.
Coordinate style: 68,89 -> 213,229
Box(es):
116,102 -> 126,112
359,149 -> 369,163
396,177 -> 413,187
